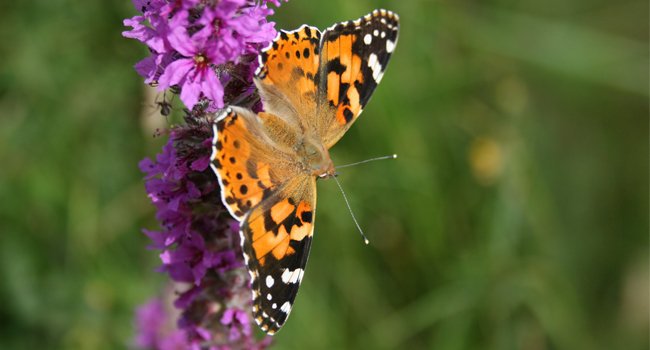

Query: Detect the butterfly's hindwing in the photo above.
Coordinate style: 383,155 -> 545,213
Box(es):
241,177 -> 316,334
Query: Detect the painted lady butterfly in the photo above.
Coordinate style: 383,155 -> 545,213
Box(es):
210,9 -> 399,334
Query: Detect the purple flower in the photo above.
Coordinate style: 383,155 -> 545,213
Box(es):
124,0 -> 284,111
135,299 -> 166,348
158,20 -> 224,109
221,308 -> 252,342
135,298 -> 187,350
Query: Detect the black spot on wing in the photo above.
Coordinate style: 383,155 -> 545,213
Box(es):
326,58 -> 346,75
292,67 -> 305,79
261,187 -> 274,201
339,83 -> 350,105
343,108 -> 353,123
263,209 -> 277,233
300,211 -> 313,223
357,70 -> 377,108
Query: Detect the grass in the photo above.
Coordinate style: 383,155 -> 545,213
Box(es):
0,0 -> 647,349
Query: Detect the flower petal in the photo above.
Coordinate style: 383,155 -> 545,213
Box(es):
200,68 -> 224,108
167,24 -> 196,57
179,80 -> 202,109
158,58 -> 193,89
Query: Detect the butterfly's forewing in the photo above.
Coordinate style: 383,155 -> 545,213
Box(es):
255,25 -> 322,124
241,176 -> 316,334
318,9 -> 399,148
211,107 -> 294,220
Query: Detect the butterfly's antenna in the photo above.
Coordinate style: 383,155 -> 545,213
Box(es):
331,175 -> 370,245
337,154 -> 397,169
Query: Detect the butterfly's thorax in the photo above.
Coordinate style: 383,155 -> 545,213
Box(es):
296,134 -> 335,177
256,111 -> 334,177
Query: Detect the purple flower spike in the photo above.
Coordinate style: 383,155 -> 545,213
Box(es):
127,0 -> 287,348
134,130 -> 274,349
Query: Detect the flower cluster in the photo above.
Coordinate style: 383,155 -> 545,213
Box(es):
124,0 -> 287,348
123,0 -> 283,110
137,126 -> 272,349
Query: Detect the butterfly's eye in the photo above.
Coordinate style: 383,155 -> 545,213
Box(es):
303,143 -> 324,169
304,142 -> 319,157
298,139 -> 332,175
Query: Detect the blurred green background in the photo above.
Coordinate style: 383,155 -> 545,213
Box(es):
0,0 -> 647,349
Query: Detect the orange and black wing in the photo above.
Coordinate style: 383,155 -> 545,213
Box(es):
317,9 -> 399,148
211,107 -> 316,335
255,25 -> 322,124
241,176 -> 316,335
254,10 -> 399,147
210,107 -> 297,220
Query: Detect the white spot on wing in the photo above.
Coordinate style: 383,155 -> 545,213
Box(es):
386,40 -> 395,53
368,53 -> 383,83
266,275 -> 274,288
272,303 -> 277,309
363,33 -> 372,45
267,293 -> 272,300
281,268 -> 304,284
280,301 -> 291,313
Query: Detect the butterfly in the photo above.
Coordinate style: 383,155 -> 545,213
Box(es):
210,9 -> 399,334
